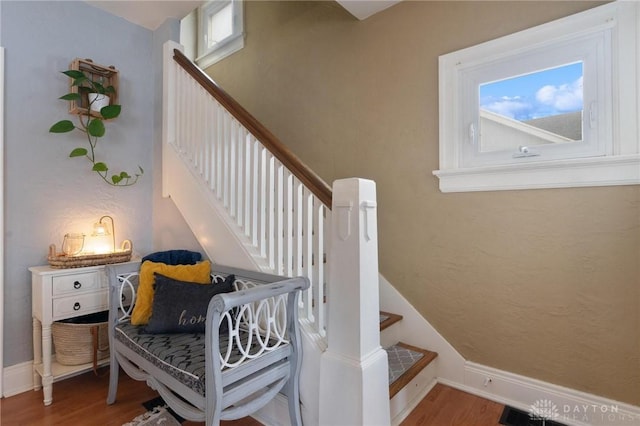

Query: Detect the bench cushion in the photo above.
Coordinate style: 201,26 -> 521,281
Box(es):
114,321 -> 289,396
116,322 -> 208,394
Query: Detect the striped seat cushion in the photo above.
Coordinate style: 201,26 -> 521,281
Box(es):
115,321 -> 287,396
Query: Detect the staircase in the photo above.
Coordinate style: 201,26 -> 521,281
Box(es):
162,40 -> 443,425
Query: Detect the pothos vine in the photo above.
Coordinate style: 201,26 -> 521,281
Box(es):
49,69 -> 143,186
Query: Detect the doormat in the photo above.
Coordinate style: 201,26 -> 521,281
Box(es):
142,396 -> 184,424
500,405 -> 567,426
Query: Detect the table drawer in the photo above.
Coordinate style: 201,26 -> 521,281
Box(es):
52,272 -> 100,296
52,291 -> 108,319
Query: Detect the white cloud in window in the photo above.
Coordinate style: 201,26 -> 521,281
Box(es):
482,96 -> 532,119
535,76 -> 583,112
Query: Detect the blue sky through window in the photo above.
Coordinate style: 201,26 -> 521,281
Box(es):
479,62 -> 583,121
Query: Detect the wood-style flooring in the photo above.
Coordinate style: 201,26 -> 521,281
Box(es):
0,370 -> 505,425
0,368 -> 260,426
400,383 -> 505,425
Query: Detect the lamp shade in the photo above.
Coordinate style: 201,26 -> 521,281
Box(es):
91,215 -> 115,253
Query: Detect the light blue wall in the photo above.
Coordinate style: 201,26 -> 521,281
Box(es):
0,1 -> 160,366
151,19 -> 203,253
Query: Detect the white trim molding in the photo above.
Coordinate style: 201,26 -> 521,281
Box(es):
0,45 -> 5,398
3,361 -> 35,398
440,362 -> 640,426
434,154 -> 640,192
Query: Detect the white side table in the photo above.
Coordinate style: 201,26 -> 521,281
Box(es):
30,261 -> 135,405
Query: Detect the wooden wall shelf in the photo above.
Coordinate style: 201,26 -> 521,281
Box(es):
68,58 -> 119,118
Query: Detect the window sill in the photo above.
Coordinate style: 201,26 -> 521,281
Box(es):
196,35 -> 244,69
433,154 -> 640,192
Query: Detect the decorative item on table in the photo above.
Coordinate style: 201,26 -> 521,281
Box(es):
62,232 -> 85,256
48,215 -> 132,268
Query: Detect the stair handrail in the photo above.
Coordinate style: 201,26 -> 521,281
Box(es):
172,48 -> 332,208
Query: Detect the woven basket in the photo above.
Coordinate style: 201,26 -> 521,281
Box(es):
48,240 -> 132,268
52,311 -> 109,366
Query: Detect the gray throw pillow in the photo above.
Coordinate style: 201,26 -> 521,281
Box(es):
144,272 -> 235,334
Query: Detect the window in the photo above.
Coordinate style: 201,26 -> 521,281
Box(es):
434,2 -> 640,192
196,0 -> 244,69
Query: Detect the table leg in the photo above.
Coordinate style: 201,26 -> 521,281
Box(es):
32,318 -> 42,391
41,323 -> 53,405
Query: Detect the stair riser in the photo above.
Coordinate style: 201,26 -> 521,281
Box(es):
380,327 -> 399,349
389,361 -> 438,425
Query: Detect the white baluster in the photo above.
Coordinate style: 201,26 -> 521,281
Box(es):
204,96 -> 213,188
314,202 -> 325,336
250,139 -> 259,246
243,134 -> 252,237
229,120 -> 238,219
215,106 -> 223,198
235,126 -> 245,227
275,162 -> 284,275
303,188 -> 314,323
222,111 -> 230,208
258,147 -> 268,258
267,154 -> 275,270
283,171 -> 294,277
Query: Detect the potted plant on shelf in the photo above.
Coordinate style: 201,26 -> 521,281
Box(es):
49,69 -> 143,187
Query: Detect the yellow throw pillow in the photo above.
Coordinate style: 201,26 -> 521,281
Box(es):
130,260 -> 211,325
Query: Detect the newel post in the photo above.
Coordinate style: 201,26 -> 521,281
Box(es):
319,178 -> 390,425
162,40 -> 181,198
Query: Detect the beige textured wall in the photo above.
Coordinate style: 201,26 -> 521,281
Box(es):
205,1 -> 640,405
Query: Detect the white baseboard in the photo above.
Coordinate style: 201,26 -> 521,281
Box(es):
3,361 -> 34,398
439,361 -> 640,426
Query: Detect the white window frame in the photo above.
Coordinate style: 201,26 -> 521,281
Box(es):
196,0 -> 244,69
434,2 -> 640,192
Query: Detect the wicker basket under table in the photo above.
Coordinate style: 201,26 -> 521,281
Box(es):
52,311 -> 109,366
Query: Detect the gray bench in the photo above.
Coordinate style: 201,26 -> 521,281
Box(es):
105,261 -> 309,425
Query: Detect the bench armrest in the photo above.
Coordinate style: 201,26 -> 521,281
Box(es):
208,277 -> 310,314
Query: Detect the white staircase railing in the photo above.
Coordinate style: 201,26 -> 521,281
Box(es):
163,41 -> 389,425
163,42 -> 330,341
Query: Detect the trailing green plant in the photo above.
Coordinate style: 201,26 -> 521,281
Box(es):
49,69 -> 143,186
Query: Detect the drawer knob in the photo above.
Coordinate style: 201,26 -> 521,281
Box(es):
73,302 -> 81,311
73,281 -> 82,289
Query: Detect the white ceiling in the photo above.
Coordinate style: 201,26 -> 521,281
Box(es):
336,0 -> 402,20
85,1 -> 202,30
85,0 -> 401,30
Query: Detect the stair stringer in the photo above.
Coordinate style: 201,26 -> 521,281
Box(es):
379,274 -> 466,423
163,143 -> 325,425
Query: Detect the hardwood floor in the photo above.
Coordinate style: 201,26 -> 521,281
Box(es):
0,368 -> 259,425
401,383 -> 505,425
1,370 -> 504,425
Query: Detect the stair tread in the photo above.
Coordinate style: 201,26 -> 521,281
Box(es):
385,342 -> 437,399
379,311 -> 403,331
